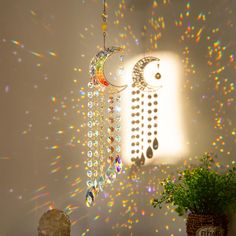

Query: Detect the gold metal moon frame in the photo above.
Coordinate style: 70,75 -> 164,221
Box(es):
89,47 -> 127,93
132,56 -> 161,92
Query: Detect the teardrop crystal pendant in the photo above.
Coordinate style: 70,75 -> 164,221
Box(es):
140,153 -> 145,165
153,138 -> 159,150
146,146 -> 153,159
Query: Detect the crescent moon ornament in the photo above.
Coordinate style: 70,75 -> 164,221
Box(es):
89,46 -> 127,93
87,47 -> 125,207
86,0 -> 124,207
132,56 -> 162,92
130,56 -> 162,168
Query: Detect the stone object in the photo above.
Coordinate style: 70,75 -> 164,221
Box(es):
38,209 -> 71,236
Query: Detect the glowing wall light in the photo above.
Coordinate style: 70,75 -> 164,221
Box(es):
121,52 -> 188,165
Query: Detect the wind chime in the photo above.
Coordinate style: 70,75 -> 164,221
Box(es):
86,0 -> 126,207
130,57 -> 162,169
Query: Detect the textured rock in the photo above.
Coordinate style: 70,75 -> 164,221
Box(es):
38,209 -> 71,236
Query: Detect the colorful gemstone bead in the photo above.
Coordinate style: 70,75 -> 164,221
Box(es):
101,22 -> 108,31
114,155 -> 122,174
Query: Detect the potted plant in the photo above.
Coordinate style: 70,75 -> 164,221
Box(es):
152,153 -> 236,236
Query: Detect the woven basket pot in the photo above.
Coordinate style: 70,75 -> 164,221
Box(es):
186,214 -> 228,236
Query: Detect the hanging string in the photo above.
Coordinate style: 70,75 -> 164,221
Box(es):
101,0 -> 107,49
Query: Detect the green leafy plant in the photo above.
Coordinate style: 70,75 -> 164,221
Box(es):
152,153 -> 236,216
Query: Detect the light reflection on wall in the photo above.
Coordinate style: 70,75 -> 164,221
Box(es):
121,52 -> 188,165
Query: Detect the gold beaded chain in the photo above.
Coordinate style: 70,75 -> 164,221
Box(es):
101,0 -> 108,50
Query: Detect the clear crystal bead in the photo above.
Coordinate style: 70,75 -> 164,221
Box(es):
105,167 -> 117,184
87,160 -> 93,167
115,135 -> 121,142
98,176 -> 105,192
93,160 -> 98,166
88,92 -> 93,98
115,125 -> 121,131
94,91 -> 99,97
88,82 -> 94,88
88,131 -> 93,138
115,116 -> 121,122
87,141 -> 93,148
87,170 -> 92,178
87,121 -> 93,128
86,180 -> 93,187
93,170 -> 98,177
88,101 -> 93,108
116,145 -> 121,153
87,111 -> 93,118
87,151 -> 93,158
94,130 -> 99,137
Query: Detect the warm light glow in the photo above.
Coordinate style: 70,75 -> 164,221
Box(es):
121,52 -> 188,165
